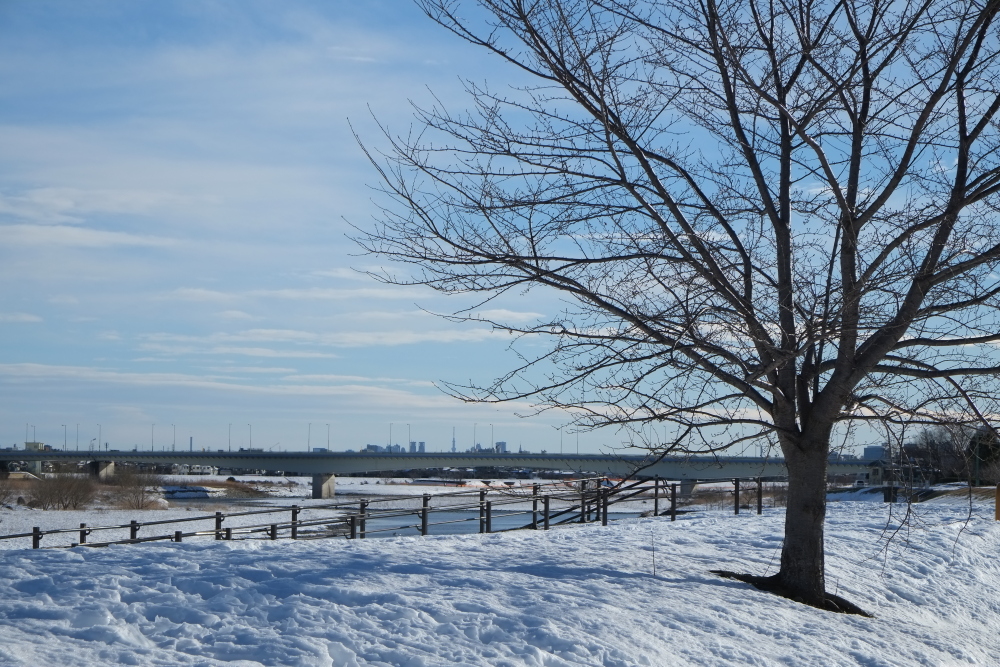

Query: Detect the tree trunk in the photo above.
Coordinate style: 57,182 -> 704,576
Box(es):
774,436 -> 829,604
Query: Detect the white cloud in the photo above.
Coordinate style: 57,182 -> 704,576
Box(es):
0,313 -> 42,323
218,310 -> 256,320
0,224 -> 175,248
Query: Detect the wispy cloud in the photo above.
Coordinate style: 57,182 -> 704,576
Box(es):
0,224 -> 175,248
0,313 -> 42,323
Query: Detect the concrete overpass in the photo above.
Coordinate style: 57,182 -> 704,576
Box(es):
0,450 -> 876,498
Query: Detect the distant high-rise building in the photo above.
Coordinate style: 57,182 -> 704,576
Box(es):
862,445 -> 885,460
495,441 -> 507,453
418,441 -> 425,453
452,427 -> 456,453
409,441 -> 417,453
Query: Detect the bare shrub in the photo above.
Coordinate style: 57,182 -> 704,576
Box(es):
0,472 -> 13,507
110,468 -> 164,509
30,475 -> 97,510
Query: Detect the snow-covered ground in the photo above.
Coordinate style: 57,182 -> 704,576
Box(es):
0,499 -> 997,666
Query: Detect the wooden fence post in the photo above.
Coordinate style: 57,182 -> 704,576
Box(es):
543,495 -> 550,530
654,476 -> 660,516
269,524 -> 278,540
421,494 -> 430,536
32,526 -> 41,549
670,483 -> 677,522
734,478 -> 740,515
225,527 -> 232,540
130,520 -> 139,541
486,501 -> 493,533
214,512 -> 224,540
532,483 -> 539,529
350,514 -> 357,539
479,489 -> 486,534
174,530 -> 182,543
602,488 -> 608,526
290,505 -> 299,540
359,500 -> 368,539
79,523 -> 88,544
757,477 -> 763,515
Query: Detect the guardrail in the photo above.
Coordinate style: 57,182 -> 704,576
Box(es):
2,476 -> 771,550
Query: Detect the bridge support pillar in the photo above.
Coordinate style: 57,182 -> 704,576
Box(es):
679,480 -> 697,498
312,473 -> 335,499
88,460 -> 115,480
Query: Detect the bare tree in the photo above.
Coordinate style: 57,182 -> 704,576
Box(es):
111,468 -> 164,510
358,0 -> 1000,609
30,475 -> 96,510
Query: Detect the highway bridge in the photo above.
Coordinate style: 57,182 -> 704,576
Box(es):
0,450 -> 877,498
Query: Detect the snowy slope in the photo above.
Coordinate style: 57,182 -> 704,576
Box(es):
0,501 -> 996,666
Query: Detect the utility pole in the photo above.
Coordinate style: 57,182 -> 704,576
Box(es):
62,424 -> 66,449
228,423 -> 231,452
248,424 -> 252,449
76,424 -> 79,450
308,423 -> 311,450
151,423 -> 155,450
326,423 -> 330,450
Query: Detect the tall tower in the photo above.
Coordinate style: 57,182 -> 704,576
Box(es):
452,427 -> 456,452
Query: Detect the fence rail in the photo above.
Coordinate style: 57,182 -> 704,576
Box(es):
4,476 -> 773,550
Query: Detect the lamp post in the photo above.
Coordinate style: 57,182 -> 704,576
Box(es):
62,424 -> 66,449
308,423 -> 311,451
474,423 -> 477,451
228,423 -> 231,452
490,423 -> 494,451
326,423 -> 330,450
76,424 -> 79,450
248,424 -> 252,449
407,423 -> 411,451
172,424 -> 176,452
151,423 -> 155,450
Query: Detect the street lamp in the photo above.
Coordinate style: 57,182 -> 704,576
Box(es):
407,423 -> 411,451
228,423 -> 231,452
76,424 -> 79,451
172,424 -> 176,452
248,424 -> 252,449
62,424 -> 66,449
474,423 -> 477,451
308,423 -> 311,450
326,423 -> 330,449
490,423 -> 494,451
151,423 -> 155,450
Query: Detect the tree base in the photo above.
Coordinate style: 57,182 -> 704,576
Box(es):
711,570 -> 873,617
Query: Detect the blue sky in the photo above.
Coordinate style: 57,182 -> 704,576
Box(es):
0,0 -> 608,454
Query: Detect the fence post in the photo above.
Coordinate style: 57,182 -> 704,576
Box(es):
350,514 -> 357,539
543,495 -> 550,530
670,483 -> 677,522
269,524 -> 278,540
486,501 -> 493,533
174,530 -> 183,543
421,494 -> 430,536
130,520 -> 139,541
580,487 -> 586,523
291,505 -> 299,540
995,483 -> 1000,521
32,526 -> 41,549
757,477 -> 763,515
734,478 -> 740,515
359,500 -> 367,539
225,527 -> 232,540
602,488 -> 608,526
215,512 -> 224,540
479,489 -> 486,534
532,483 -> 539,529
79,523 -> 88,544
654,476 -> 660,516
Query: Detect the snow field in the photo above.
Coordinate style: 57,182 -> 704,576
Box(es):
0,501 -> 997,666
